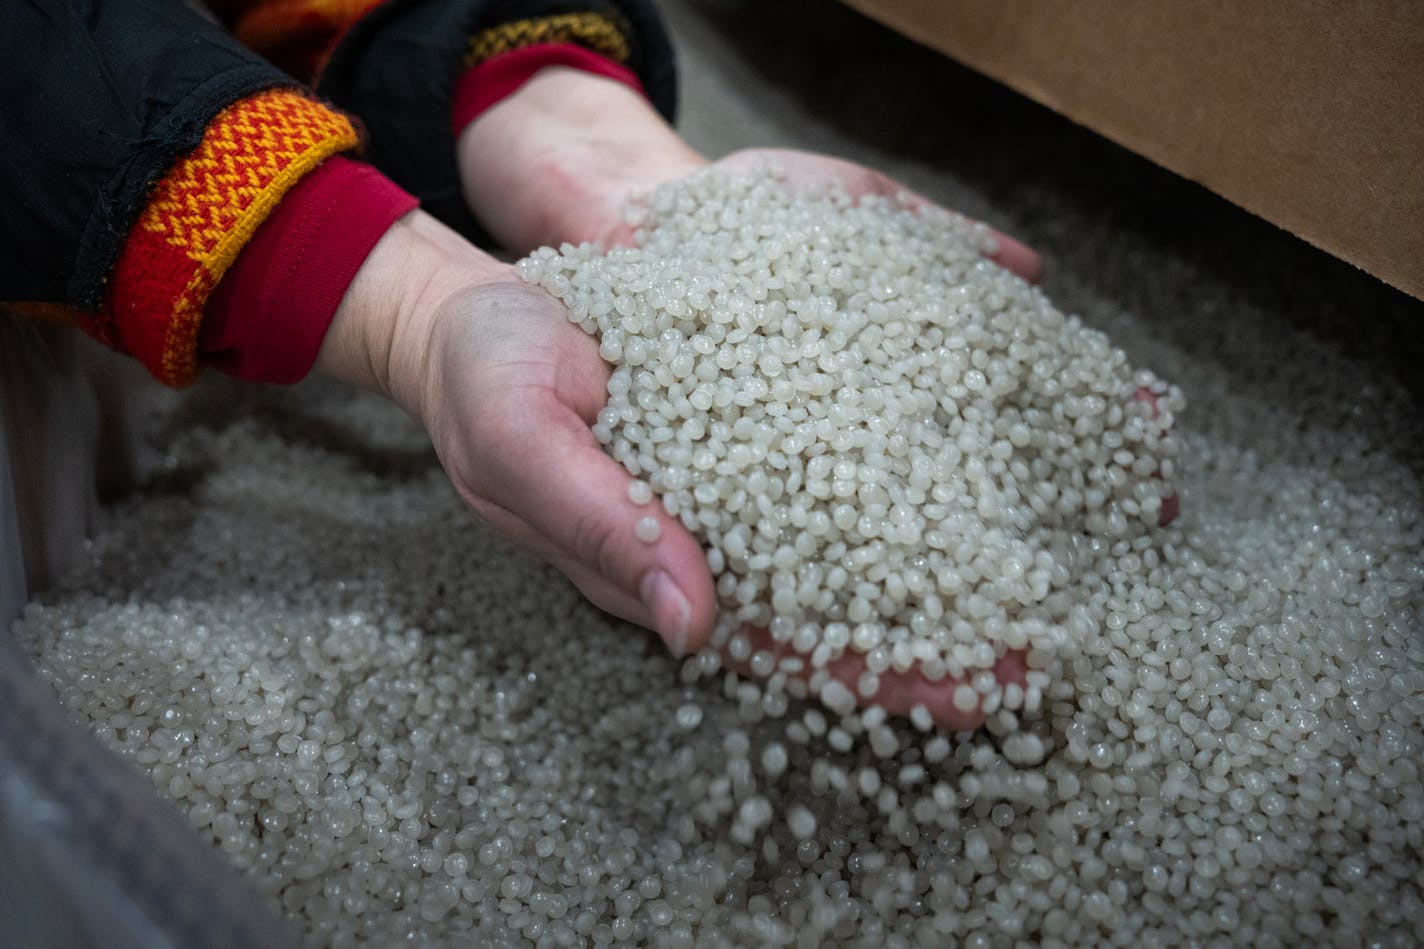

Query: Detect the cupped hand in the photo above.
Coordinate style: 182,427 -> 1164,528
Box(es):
320,215 -> 1023,731
315,210 -> 718,656
457,69 -> 1042,283
709,148 -> 1043,282
574,146 -> 1043,285
413,278 -> 723,655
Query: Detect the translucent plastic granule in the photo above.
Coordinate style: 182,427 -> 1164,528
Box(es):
522,168 -> 1183,706
15,174 -> 1424,946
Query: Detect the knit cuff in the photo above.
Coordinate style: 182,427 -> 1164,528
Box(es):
452,42 -> 647,135
200,157 -> 418,384
102,88 -> 359,387
466,8 -> 634,65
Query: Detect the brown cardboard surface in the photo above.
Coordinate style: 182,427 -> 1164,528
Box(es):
841,0 -> 1424,300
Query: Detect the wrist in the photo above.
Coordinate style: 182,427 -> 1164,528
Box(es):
202,158 -> 417,384
457,66 -> 705,251
315,209 -> 507,422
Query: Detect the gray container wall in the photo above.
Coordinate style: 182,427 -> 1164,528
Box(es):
0,318 -> 294,949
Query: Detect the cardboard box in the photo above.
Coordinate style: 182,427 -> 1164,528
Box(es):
840,0 -> 1424,301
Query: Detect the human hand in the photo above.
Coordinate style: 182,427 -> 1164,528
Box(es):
456,68 -> 1042,282
707,148 -> 1043,282
456,70 -> 1185,731
314,209 -> 718,655
726,625 -> 1032,732
314,213 -> 1022,730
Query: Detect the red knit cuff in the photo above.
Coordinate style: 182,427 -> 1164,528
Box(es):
452,43 -> 647,135
200,156 -> 417,384
101,89 -> 359,387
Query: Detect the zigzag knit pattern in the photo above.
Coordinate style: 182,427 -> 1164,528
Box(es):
105,88 -> 358,386
465,10 -> 632,69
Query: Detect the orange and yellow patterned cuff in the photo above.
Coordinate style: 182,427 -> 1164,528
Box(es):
464,9 -> 633,70
103,88 -> 358,387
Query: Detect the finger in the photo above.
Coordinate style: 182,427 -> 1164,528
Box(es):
460,496 -> 662,631
1131,386 -> 1180,527
985,231 -> 1043,283
893,188 -> 1043,284
832,649 -> 1028,731
735,624 -> 1028,732
477,400 -> 718,656
725,150 -> 1045,284
819,644 -> 1028,731
805,160 -> 1041,284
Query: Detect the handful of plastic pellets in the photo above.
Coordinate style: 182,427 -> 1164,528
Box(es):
525,166 -> 1182,717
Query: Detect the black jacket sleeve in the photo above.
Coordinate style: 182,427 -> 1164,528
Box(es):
0,0 -> 295,309
317,0 -> 678,242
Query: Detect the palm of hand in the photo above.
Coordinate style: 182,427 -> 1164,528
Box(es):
420,279 -> 716,645
422,280 -> 619,596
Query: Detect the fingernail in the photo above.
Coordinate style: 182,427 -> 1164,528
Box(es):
641,570 -> 691,657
